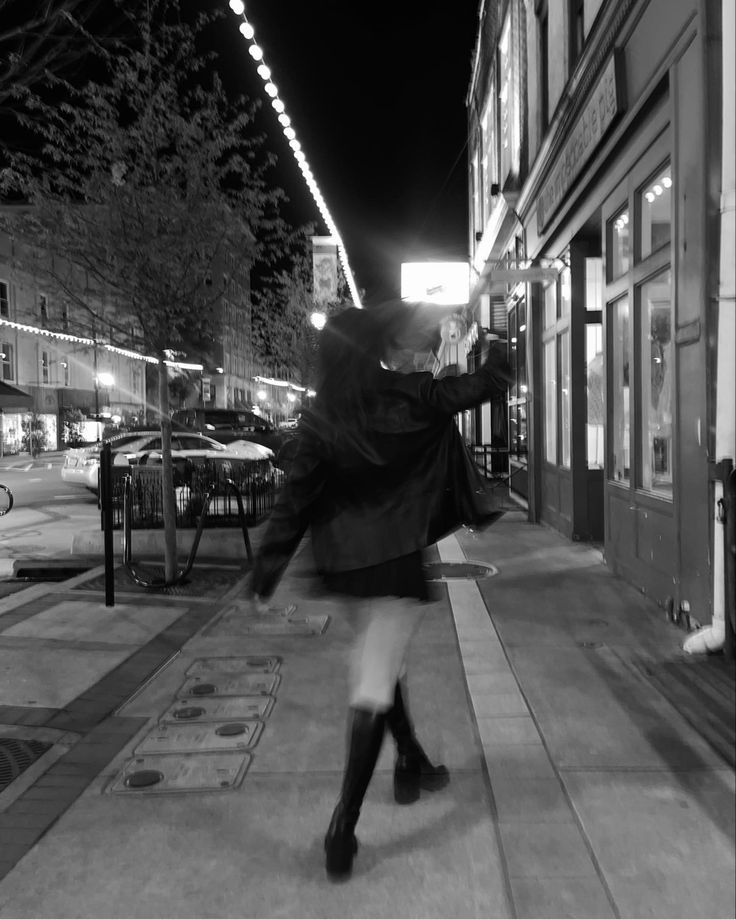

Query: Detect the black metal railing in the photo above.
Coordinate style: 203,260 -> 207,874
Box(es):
471,444 -> 510,480
104,457 -> 284,530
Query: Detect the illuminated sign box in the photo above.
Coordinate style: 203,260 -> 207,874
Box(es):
400,262 -> 470,305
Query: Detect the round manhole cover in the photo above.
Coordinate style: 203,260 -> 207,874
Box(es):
190,683 -> 216,696
125,769 -> 163,788
172,706 -> 206,720
215,723 -> 247,737
423,562 -> 497,581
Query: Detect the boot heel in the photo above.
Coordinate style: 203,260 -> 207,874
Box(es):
394,771 -> 421,805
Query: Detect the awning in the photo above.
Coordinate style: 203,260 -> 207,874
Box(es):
0,381 -> 33,410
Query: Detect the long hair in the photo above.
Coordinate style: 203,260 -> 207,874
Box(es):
314,308 -> 383,421
307,307 -> 394,464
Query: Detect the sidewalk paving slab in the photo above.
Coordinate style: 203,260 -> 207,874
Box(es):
0,513 -> 732,919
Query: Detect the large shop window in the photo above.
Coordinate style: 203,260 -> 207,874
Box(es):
609,295 -> 631,483
585,258 -> 604,469
542,265 -> 571,468
604,155 -> 673,499
508,298 -> 528,459
640,269 -> 673,496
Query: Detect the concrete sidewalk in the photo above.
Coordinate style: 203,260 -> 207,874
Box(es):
0,514 -> 733,918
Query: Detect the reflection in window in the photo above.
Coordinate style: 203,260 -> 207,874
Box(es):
585,324 -> 604,469
610,296 -> 630,483
610,209 -> 630,278
640,165 -> 672,259
640,270 -> 673,496
559,331 -> 571,467
544,339 -> 557,462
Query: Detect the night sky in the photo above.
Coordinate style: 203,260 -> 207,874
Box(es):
215,1 -> 480,303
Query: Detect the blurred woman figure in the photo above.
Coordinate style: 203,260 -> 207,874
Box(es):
250,305 -> 509,881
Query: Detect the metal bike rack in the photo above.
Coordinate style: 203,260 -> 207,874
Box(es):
121,474 -> 254,589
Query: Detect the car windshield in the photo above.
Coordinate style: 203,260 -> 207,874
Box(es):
122,435 -> 161,453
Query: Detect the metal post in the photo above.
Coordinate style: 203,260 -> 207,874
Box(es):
100,441 -> 115,606
724,462 -> 735,660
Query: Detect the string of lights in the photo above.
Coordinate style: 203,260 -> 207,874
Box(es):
0,317 -> 202,370
226,0 -> 362,309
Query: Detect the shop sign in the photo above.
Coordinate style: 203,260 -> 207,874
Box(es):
537,55 -> 625,232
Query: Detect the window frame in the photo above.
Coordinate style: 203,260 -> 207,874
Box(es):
602,140 -> 674,500
0,280 -> 9,318
1,341 -> 14,381
541,256 -> 572,469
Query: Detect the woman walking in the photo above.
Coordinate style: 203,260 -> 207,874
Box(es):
250,305 -> 509,881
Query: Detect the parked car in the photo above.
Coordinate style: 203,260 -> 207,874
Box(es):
61,430 -> 273,492
171,407 -> 288,453
278,417 -> 300,430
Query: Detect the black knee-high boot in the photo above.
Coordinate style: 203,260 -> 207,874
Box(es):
324,707 -> 386,881
386,681 -> 450,805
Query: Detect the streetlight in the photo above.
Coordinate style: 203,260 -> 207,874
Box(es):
310,311 -> 327,331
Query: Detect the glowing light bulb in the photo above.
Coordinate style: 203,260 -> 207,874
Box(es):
284,126 -> 296,140
662,176 -> 672,188
248,44 -> 263,61
229,0 -> 245,14
653,184 -> 663,196
257,64 -> 271,80
239,21 -> 254,39
264,82 -> 277,97
272,98 -> 285,113
645,191 -> 655,203
278,113 -> 290,126
289,139 -> 301,151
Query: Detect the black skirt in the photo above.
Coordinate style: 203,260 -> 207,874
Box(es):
323,550 -> 429,601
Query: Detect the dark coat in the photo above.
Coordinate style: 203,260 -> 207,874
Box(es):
251,353 -> 508,598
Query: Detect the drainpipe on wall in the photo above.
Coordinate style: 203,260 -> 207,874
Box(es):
684,0 -> 735,655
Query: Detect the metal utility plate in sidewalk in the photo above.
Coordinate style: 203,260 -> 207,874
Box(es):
204,603 -> 330,636
106,752 -> 251,795
0,738 -> 53,793
178,672 -> 280,698
423,561 -> 498,581
186,656 -> 281,676
161,695 -> 274,724
134,720 -> 264,755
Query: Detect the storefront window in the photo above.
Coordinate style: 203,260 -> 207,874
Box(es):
543,280 -> 557,328
559,331 -> 571,467
508,298 -> 528,457
585,324 -> 604,469
559,264 -> 571,317
544,338 -> 556,462
585,257 -> 603,310
609,295 -> 631,483
609,208 -> 630,279
640,269 -> 673,496
640,164 -> 672,260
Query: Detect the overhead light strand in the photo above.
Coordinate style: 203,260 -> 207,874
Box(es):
227,0 -> 362,308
